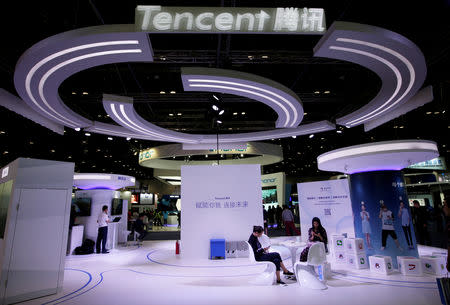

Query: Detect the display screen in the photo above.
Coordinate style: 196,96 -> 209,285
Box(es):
131,193 -> 139,204
140,193 -> 154,205
262,186 -> 278,204
71,198 -> 92,216
111,198 -> 123,215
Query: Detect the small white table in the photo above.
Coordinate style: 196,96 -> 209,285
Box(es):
278,240 -> 307,267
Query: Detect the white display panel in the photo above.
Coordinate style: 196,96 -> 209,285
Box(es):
181,165 -> 263,259
298,179 -> 354,242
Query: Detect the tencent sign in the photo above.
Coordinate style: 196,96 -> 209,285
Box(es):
135,6 -> 326,34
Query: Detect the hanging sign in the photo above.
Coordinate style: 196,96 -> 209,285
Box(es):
136,6 -> 326,34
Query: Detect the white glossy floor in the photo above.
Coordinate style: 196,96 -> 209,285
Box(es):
19,238 -> 444,305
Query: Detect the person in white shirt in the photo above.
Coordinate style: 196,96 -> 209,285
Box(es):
96,205 -> 110,254
379,204 -> 402,251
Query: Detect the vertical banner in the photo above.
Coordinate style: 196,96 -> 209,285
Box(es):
349,171 -> 418,268
181,165 -> 263,259
298,179 -> 354,243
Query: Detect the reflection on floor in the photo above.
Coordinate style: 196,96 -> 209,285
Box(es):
19,238 -> 443,305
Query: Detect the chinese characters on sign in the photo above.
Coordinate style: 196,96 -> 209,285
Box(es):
306,195 -> 349,200
195,200 -> 249,209
136,6 -> 326,34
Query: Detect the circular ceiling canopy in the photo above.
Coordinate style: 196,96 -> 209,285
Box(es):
73,173 -> 136,190
317,140 -> 439,174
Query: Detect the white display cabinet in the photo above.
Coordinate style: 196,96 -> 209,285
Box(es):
0,158 -> 74,304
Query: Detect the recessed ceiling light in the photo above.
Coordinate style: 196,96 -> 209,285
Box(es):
85,133 -> 91,136
324,90 -> 330,94
336,130 -> 342,134
3,151 -> 8,154
233,112 -> 238,115
107,137 -> 113,140
82,92 -> 88,95
248,55 -> 253,60
240,153 -> 244,157
216,120 -> 222,124
71,92 -> 76,95
213,94 -> 219,101
434,111 -> 440,114
309,134 -> 314,138
261,55 -> 269,59
126,137 -> 131,141
393,126 -> 398,128
212,105 -> 219,111
205,154 -> 208,158
170,90 -> 176,94
160,91 -> 166,94
292,136 -> 296,138
169,113 -> 174,117
74,127 -> 81,131
314,91 -> 320,94
241,112 -> 246,115
177,113 -> 182,116
426,112 -> 432,114
219,110 -> 225,115
399,126 -> 404,128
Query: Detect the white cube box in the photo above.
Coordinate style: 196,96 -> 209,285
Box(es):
331,235 -> 345,251
347,253 -> 369,269
335,251 -> 346,264
421,255 -> 447,276
397,256 -> 422,276
369,255 -> 394,274
344,238 -> 365,254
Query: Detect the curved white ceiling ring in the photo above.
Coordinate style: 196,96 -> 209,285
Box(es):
14,24 -> 154,129
103,93 -> 334,143
83,121 -> 162,141
314,21 -> 426,128
317,140 -> 439,174
181,67 -> 304,128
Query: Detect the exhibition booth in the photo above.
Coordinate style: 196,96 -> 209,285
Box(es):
0,3 -> 448,305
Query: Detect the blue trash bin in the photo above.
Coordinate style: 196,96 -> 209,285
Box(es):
210,239 -> 226,259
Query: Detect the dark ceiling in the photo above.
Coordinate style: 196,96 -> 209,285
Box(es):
0,0 -> 449,180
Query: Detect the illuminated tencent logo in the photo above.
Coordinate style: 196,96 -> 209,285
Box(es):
140,149 -> 156,161
135,6 -> 326,34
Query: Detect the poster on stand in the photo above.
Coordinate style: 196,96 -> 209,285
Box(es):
181,164 -> 263,259
298,179 -> 354,244
349,171 -> 419,268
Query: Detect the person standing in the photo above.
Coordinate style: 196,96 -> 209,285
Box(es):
412,200 -> 428,245
263,206 -> 269,235
379,204 -> 402,251
282,205 -> 300,236
276,206 -> 283,229
96,205 -> 110,254
398,201 -> 414,249
360,203 -> 373,249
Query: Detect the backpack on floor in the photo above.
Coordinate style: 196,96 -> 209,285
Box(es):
74,239 -> 95,255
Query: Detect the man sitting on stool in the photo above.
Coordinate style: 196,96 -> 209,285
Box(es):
134,213 -> 147,241
248,225 -> 294,284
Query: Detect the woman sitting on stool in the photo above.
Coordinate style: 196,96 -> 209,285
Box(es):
248,225 -> 294,284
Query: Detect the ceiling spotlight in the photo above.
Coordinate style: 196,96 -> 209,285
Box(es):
82,92 -> 88,95
434,111 -> 440,114
212,94 -> 219,101
443,110 -> 446,113
219,110 -> 225,115
160,56 -> 166,61
205,154 -> 208,158
336,130 -> 342,134
248,55 -> 254,60
71,92 -> 76,95
216,120 -> 222,124
314,91 -> 320,94
126,137 -> 131,141
309,134 -> 314,138
261,55 -> 269,59
292,136 -> 297,138
241,112 -> 246,115
399,126 -> 404,129
160,91 -> 166,94
212,105 -> 219,111
426,111 -> 432,114
304,112 -> 308,115
107,137 -> 113,140
324,90 -> 331,94
240,153 -> 244,157
74,127 -> 81,131
233,112 -> 238,115
170,90 -> 176,94
85,133 -> 91,136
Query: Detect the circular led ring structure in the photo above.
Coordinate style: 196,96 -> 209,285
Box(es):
73,173 -> 136,190
317,140 -> 439,174
139,142 -> 283,170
